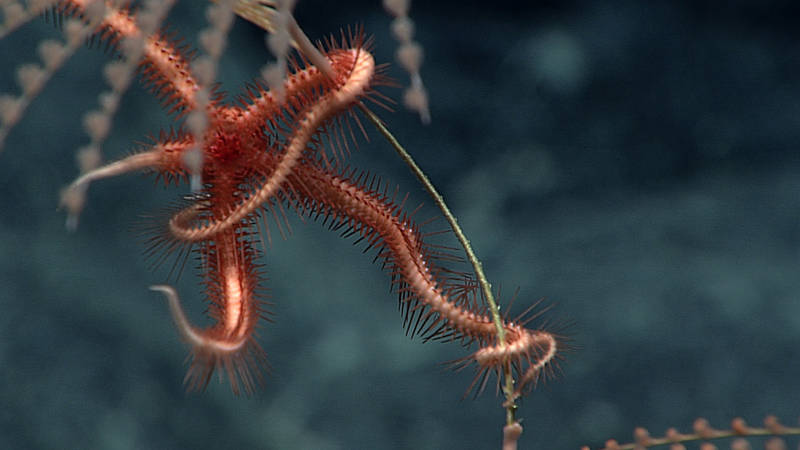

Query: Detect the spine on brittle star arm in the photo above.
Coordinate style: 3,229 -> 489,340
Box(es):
168,47 -> 376,243
295,163 -> 559,395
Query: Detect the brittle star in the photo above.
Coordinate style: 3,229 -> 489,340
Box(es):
52,0 -> 559,396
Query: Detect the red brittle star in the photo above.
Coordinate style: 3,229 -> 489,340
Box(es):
54,0 -> 560,397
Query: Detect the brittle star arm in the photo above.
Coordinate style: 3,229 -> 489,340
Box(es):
150,227 -> 268,395
66,0 -> 200,112
65,141 -> 184,186
292,162 -> 559,397
62,139 -> 192,201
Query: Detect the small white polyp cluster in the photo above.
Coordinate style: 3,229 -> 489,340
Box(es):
0,1 -> 79,152
0,0 -> 57,39
0,0 -> 111,228
260,0 -> 296,102
65,0 -> 175,229
184,0 -> 236,192
383,0 -> 430,124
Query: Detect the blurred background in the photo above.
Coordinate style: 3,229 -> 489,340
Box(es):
1,0 -> 799,448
